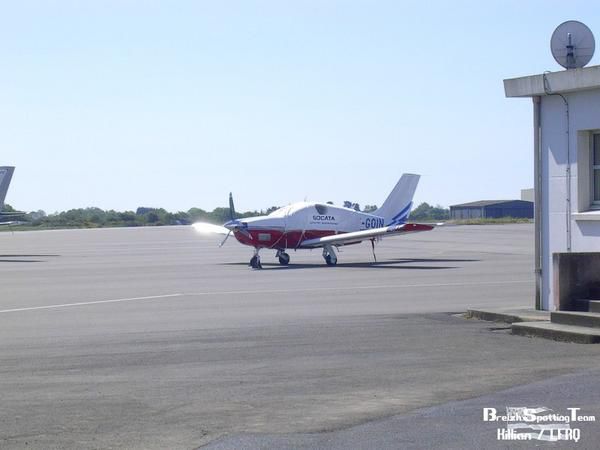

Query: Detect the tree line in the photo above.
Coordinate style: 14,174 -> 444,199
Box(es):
2,201 -> 449,230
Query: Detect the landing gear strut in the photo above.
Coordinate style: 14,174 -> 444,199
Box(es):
322,245 -> 337,266
249,248 -> 262,269
276,250 -> 290,265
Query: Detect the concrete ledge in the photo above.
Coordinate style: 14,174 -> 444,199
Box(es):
551,311 -> 600,328
572,211 -> 600,221
465,308 -> 549,324
504,65 -> 600,97
512,321 -> 600,344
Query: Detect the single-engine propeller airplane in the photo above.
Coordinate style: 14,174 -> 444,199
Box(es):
193,173 -> 435,268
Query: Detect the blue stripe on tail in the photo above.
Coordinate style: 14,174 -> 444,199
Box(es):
386,202 -> 413,226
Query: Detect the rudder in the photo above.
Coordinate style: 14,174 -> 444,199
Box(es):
0,166 -> 15,209
374,173 -> 420,226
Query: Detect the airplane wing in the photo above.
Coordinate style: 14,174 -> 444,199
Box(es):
0,221 -> 23,226
299,223 -> 435,248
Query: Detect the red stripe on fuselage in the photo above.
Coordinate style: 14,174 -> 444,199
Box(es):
234,229 -> 340,249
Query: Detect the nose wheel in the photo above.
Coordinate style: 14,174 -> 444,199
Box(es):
249,248 -> 262,269
322,245 -> 337,266
276,250 -> 290,265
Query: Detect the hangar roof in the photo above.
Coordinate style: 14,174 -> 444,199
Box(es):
450,200 -> 531,208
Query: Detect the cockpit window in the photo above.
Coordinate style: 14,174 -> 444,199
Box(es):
315,204 -> 328,215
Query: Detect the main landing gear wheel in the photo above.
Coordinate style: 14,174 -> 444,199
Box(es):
322,245 -> 337,266
277,251 -> 290,265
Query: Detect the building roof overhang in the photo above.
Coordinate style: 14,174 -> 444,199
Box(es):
504,65 -> 600,98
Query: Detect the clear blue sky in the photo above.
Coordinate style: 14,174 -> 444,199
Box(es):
2,1 -> 599,213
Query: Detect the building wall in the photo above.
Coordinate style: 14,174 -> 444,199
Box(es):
540,89 -> 600,310
450,207 -> 483,220
451,202 -> 532,220
521,188 -> 534,202
484,201 -> 533,219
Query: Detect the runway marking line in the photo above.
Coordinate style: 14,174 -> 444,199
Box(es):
0,279 -> 531,314
0,293 -> 184,314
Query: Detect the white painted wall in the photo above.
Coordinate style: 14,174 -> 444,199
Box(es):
540,89 -> 600,309
520,188 -> 534,202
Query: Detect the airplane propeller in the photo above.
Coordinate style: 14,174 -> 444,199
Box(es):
191,222 -> 231,236
191,192 -> 251,246
219,232 -> 231,247
229,192 -> 236,221
216,192 -> 236,246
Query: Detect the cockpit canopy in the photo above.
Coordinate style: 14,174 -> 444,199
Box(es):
267,205 -> 293,218
267,202 -> 331,218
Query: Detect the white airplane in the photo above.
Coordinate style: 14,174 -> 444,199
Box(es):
0,166 -> 25,226
193,173 -> 435,268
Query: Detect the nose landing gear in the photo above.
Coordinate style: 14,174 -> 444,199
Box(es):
249,248 -> 262,269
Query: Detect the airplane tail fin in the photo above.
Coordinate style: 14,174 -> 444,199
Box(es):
374,173 -> 420,226
0,166 -> 15,210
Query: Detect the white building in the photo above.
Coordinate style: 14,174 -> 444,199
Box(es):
521,188 -> 534,202
505,66 -> 600,311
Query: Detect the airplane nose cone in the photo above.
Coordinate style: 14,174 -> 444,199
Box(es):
224,220 -> 239,230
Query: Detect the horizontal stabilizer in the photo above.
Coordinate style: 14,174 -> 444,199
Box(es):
299,223 -> 434,248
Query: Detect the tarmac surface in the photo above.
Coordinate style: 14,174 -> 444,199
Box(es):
1,224 -> 600,449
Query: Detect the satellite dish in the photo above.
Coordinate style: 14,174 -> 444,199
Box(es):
551,20 -> 595,69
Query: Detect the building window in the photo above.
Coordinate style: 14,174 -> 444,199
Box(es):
594,134 -> 600,205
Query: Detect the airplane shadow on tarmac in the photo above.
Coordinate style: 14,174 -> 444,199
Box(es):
0,254 -> 60,263
221,258 -> 478,271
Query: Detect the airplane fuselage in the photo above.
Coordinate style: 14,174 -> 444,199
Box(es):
228,202 -> 386,250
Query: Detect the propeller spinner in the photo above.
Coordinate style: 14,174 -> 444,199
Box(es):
192,192 -> 252,246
